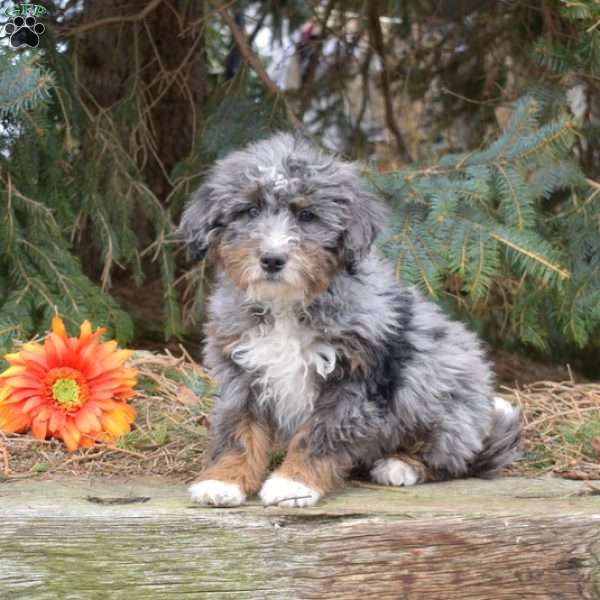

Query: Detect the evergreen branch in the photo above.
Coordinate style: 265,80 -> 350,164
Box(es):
393,230 -> 440,297
496,164 -> 525,229
0,56 -> 53,117
507,119 -> 576,162
11,256 -> 56,309
496,164 -> 538,231
0,324 -> 21,338
489,232 -> 570,280
459,225 -> 471,276
1,180 -> 57,225
530,160 -> 587,200
489,97 -> 539,159
469,237 -> 486,298
18,240 -> 79,312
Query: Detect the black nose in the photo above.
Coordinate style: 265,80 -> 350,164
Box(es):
260,253 -> 287,273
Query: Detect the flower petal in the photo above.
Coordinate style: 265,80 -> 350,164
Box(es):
79,435 -> 95,448
76,329 -> 104,357
48,410 -> 66,433
22,343 -> 45,354
35,408 -> 51,421
52,316 -> 67,339
61,420 -> 81,451
81,342 -> 119,378
101,349 -> 134,371
0,411 -> 31,433
3,375 -> 44,390
1,388 -> 39,406
21,395 -> 46,414
74,408 -> 100,433
100,411 -> 130,437
88,381 -> 121,396
86,367 -> 123,384
43,335 -> 66,369
118,403 -> 137,422
4,352 -> 26,365
45,334 -> 79,369
20,349 -> 50,372
79,320 -> 92,340
0,366 -> 26,379
31,417 -> 48,440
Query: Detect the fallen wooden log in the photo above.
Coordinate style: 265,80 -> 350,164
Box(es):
1,476 -> 599,599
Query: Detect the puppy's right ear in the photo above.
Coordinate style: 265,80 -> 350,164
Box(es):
177,183 -> 222,261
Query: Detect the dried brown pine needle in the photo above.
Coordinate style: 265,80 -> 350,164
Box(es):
1,349 -> 598,481
502,380 -> 600,478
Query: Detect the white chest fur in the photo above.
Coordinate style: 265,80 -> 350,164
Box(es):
231,312 -> 336,433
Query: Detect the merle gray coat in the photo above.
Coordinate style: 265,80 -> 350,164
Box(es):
179,133 -> 521,508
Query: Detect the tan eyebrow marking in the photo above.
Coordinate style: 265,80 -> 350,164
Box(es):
290,196 -> 313,209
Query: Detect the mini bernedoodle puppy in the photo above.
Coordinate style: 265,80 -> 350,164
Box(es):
179,133 -> 522,508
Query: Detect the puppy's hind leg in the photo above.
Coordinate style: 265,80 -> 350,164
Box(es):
370,452 -> 430,487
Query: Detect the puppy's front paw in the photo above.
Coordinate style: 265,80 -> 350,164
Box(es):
259,476 -> 321,508
370,458 -> 421,487
188,480 -> 246,506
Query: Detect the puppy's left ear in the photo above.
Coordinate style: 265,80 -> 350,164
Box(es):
177,182 -> 222,261
343,178 -> 388,273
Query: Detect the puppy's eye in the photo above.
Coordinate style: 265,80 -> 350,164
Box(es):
298,209 -> 316,223
246,206 -> 260,219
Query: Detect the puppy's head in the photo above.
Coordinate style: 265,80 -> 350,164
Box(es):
179,133 -> 387,303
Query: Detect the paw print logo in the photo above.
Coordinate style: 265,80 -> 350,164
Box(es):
2,16 -> 45,48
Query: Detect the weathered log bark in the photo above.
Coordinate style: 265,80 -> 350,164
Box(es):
1,477 -> 599,598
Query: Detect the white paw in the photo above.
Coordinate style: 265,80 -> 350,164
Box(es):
188,480 -> 246,506
259,476 -> 321,508
493,396 -> 519,417
370,458 -> 420,487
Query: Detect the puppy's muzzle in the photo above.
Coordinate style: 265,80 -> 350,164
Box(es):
260,252 -> 288,274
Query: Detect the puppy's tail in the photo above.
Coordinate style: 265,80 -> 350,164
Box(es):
471,397 -> 522,477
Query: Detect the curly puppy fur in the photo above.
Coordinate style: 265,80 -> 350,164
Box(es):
180,133 -> 522,507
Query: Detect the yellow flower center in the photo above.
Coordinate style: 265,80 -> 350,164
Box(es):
52,378 -> 81,407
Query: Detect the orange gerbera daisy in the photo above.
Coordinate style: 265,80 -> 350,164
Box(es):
0,317 -> 137,451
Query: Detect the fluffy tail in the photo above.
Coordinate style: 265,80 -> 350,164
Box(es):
471,397 -> 522,477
